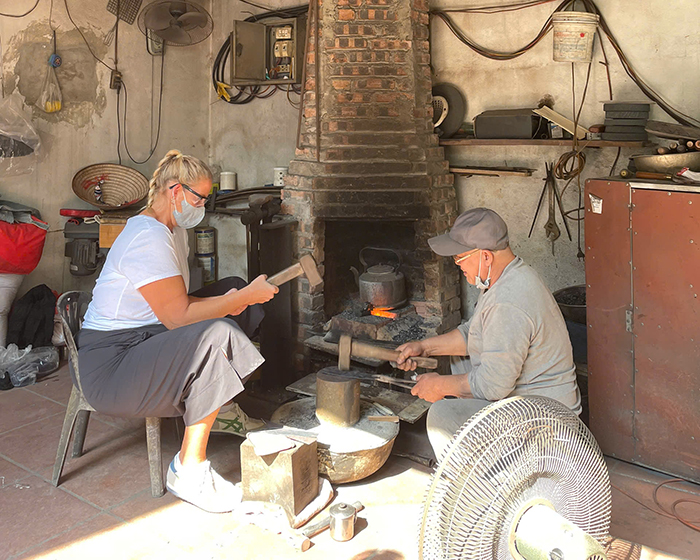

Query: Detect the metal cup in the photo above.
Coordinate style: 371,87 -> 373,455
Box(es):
329,502 -> 357,542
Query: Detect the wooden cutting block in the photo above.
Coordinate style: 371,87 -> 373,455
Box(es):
240,438 -> 319,522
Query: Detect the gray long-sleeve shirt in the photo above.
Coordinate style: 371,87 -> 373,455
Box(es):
456,257 -> 582,414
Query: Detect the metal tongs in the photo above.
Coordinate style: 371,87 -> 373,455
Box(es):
528,162 -> 572,254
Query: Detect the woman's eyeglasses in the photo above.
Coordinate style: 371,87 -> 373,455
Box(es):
170,183 -> 209,207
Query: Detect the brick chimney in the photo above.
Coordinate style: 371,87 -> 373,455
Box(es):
282,0 -> 461,370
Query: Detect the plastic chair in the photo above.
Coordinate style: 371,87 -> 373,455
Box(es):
51,291 -> 165,497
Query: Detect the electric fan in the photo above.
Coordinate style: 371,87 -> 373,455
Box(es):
419,396 -> 611,560
137,1 -> 213,46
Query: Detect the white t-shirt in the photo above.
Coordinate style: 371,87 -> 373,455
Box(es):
82,215 -> 190,331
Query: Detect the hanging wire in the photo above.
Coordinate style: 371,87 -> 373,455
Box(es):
0,0 -> 41,18
49,0 -> 55,31
286,84 -> 300,109
120,53 -> 165,165
431,0 -> 700,127
438,0 -> 559,14
611,479 -> 700,533
63,0 -> 115,71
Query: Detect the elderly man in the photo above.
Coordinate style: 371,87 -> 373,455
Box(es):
396,208 -> 581,457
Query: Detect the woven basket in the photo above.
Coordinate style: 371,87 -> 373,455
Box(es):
72,163 -> 149,210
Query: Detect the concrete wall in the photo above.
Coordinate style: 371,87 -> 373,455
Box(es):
0,0 -> 211,295
207,0 -> 303,280
2,0 -> 699,320
430,0 -> 700,313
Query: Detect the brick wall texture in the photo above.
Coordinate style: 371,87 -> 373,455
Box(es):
281,0 -> 460,370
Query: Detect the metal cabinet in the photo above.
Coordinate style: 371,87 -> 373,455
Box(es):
585,178 -> 700,483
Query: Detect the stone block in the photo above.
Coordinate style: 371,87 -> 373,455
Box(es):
240,438 -> 319,522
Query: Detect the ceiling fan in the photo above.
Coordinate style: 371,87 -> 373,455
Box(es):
137,1 -> 213,46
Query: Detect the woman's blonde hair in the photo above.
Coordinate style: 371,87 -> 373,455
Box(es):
146,149 -> 213,208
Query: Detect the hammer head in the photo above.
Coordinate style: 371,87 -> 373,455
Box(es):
299,254 -> 323,288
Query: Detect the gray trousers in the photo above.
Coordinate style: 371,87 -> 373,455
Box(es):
425,355 -> 491,460
426,398 -> 492,461
77,318 -> 263,426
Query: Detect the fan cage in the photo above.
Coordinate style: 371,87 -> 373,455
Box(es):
419,396 -> 612,560
433,96 -> 449,128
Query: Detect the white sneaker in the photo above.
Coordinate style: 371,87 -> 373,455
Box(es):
211,403 -> 265,437
166,454 -> 242,513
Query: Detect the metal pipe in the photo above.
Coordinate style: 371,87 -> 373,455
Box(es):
314,0 -> 321,162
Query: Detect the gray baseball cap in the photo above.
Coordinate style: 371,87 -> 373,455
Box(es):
428,208 -> 509,256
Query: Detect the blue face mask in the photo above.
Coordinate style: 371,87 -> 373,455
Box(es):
474,252 -> 491,291
173,194 -> 205,229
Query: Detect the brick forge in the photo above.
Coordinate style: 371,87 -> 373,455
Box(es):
281,0 -> 461,371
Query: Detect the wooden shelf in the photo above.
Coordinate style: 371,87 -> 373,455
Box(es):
439,138 -> 649,148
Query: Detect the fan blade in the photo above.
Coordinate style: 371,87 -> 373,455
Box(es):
155,23 -> 191,44
177,11 -> 208,29
169,1 -> 188,13
144,3 -> 175,31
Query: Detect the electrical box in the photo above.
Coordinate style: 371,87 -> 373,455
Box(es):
230,17 -> 306,86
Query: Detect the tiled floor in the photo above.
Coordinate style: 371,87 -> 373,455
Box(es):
1,363 -> 698,560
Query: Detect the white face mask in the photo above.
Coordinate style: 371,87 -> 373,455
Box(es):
173,193 -> 205,229
474,251 -> 491,291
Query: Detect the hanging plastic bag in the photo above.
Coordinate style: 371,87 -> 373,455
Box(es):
0,92 -> 41,176
36,63 -> 62,114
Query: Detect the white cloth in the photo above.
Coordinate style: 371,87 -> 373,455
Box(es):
0,273 -> 24,347
82,215 -> 189,331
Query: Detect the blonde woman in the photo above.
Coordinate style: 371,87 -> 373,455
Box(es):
77,150 -> 278,513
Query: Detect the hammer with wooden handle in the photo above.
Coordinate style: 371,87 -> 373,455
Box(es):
337,334 -> 438,371
283,501 -> 367,552
301,501 -> 365,539
267,254 -> 323,288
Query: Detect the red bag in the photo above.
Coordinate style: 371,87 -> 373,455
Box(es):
0,218 -> 48,274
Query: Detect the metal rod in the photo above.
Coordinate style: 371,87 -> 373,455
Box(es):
295,2 -> 312,152
314,0 -> 321,162
528,176 -> 548,238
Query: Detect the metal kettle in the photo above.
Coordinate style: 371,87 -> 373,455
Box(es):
350,247 -> 407,308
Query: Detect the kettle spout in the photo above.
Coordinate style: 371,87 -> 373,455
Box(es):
349,266 -> 359,287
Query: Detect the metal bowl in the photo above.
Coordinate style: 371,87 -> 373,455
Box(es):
631,152 -> 700,174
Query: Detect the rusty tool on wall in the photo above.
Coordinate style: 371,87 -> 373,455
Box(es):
528,162 -> 572,255
267,254 -> 323,288
337,334 -> 438,371
543,172 -> 561,256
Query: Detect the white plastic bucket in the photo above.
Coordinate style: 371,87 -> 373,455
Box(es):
552,12 -> 599,63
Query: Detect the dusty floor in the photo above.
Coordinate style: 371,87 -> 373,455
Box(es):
1,363 -> 699,560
